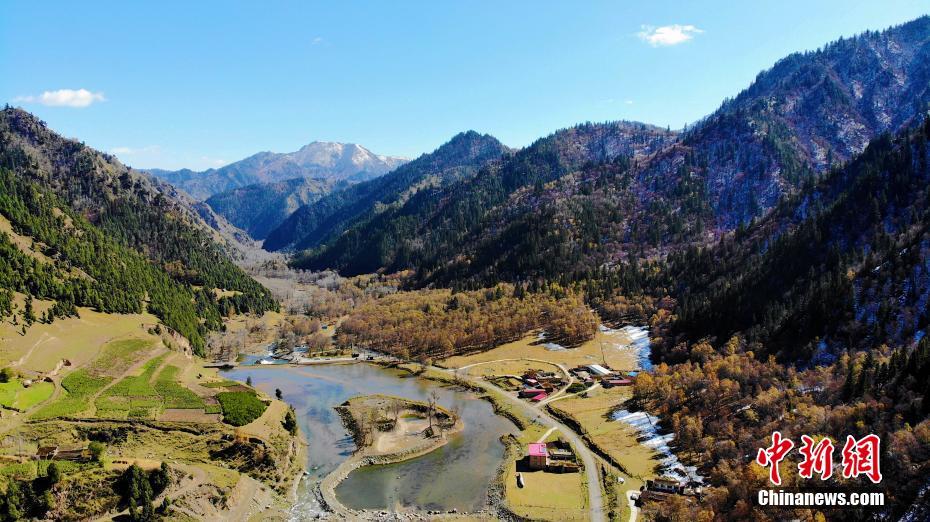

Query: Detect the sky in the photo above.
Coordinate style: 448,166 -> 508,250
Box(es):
2,1 -> 928,171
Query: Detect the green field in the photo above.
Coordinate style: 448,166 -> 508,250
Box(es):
0,379 -> 19,406
32,370 -> 112,419
88,338 -> 155,376
216,391 -> 267,426
102,354 -> 165,397
13,381 -> 54,409
0,459 -> 98,486
154,365 -> 205,409
95,354 -> 209,419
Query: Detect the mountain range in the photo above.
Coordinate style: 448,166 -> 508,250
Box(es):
263,130 -> 511,252
270,16 -> 930,288
148,141 -> 408,200
204,177 -> 348,240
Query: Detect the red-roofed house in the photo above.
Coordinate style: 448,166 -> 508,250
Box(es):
603,378 -> 633,388
531,392 -> 548,402
527,443 -> 548,470
519,388 -> 546,398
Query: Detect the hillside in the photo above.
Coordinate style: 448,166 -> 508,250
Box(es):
289,17 -> 930,287
669,117 -> 930,363
149,141 -> 407,200
654,15 -> 930,228
264,130 -> 511,252
0,107 -> 277,353
289,121 -> 677,277
626,118 -> 930,521
205,177 -> 346,240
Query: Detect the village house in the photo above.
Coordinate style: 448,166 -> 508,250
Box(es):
527,443 -> 548,470
602,378 -> 633,388
586,364 -> 612,379
518,388 -> 547,398
34,445 -> 90,462
35,446 -> 58,460
524,440 -> 580,473
546,440 -> 574,461
647,477 -> 685,494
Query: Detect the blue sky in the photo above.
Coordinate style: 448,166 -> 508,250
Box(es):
2,1 -> 928,170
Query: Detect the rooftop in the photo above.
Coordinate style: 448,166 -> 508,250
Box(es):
528,443 -> 548,457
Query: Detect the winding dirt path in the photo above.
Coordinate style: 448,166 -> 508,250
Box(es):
10,333 -> 54,367
627,490 -> 639,522
536,426 -> 558,443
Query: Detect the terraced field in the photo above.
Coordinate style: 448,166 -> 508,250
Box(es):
154,365 -> 205,409
29,337 -> 210,421
96,354 -> 167,419
32,369 -> 112,419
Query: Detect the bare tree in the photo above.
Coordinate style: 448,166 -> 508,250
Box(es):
389,399 -> 403,424
427,391 -> 440,435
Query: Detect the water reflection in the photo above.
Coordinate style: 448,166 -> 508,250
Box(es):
223,363 -> 515,517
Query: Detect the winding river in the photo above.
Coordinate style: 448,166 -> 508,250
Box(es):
223,363 -> 516,518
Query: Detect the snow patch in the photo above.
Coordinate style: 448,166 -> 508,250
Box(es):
612,409 -> 704,484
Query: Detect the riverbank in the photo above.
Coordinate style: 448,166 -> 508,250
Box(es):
389,360 -> 603,520
318,394 -> 476,520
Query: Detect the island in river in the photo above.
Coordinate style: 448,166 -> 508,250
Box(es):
337,394 -> 463,458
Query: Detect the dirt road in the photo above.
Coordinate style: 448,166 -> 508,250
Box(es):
440,364 -> 606,522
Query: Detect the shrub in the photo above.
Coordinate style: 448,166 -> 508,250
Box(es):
89,441 -> 106,462
216,391 -> 267,426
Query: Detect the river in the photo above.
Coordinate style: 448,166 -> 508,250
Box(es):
223,363 -> 516,518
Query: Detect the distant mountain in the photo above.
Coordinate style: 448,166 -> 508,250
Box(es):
148,142 -> 408,200
205,177 -> 347,240
263,130 -> 511,252
288,121 -> 677,277
290,16 -> 930,286
0,107 -> 276,352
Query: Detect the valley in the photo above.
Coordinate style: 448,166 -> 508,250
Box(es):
3,9 -> 930,522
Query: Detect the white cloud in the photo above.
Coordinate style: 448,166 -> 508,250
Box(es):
311,36 -> 324,45
624,99 -> 634,105
637,25 -> 703,47
14,88 -> 106,108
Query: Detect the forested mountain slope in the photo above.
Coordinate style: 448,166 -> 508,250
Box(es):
0,107 -> 277,352
205,177 -> 345,240
289,122 -> 676,277
654,14 -> 930,228
291,17 -> 930,287
668,117 -> 930,363
264,130 -> 510,252
149,141 -> 407,200
628,118 -> 930,522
